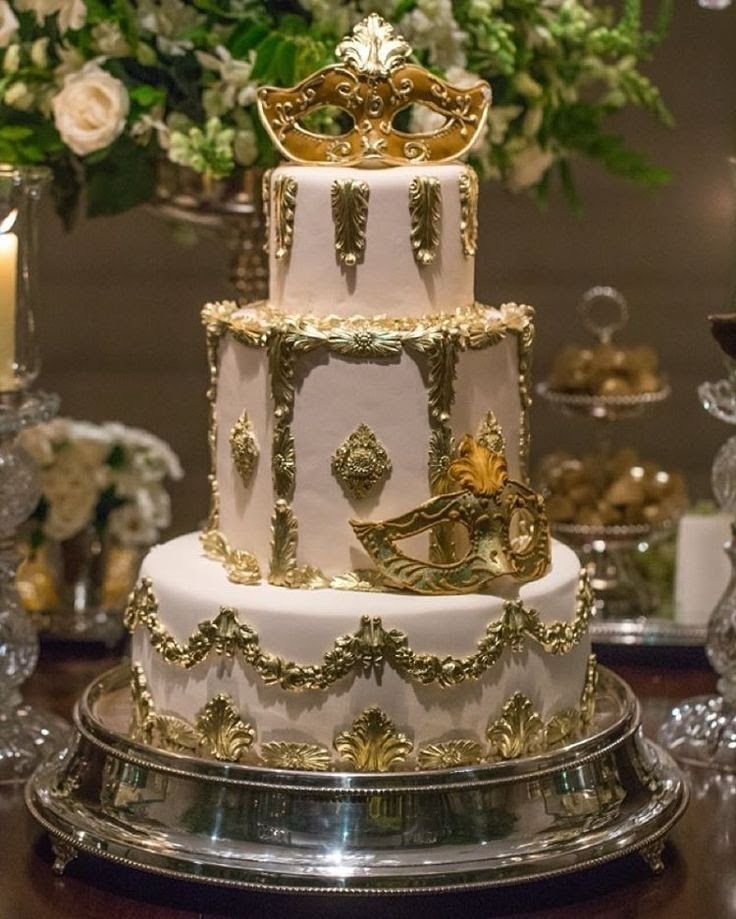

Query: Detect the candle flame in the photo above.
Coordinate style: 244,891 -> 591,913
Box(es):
0,209 -> 17,234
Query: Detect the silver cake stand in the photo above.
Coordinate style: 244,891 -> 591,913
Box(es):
25,664 -> 688,895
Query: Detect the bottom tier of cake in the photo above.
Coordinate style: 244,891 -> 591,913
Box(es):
126,533 -> 595,770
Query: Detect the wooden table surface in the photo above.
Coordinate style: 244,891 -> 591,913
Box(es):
3,646 -> 731,919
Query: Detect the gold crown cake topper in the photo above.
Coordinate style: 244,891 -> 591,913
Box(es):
351,431 -> 551,596
257,14 -> 491,167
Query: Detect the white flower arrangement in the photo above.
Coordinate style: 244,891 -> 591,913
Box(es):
0,0 -> 672,223
21,418 -> 183,547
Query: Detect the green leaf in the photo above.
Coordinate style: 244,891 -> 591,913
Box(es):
251,33 -> 282,81
84,135 -> 156,218
129,85 -> 166,108
228,20 -> 270,58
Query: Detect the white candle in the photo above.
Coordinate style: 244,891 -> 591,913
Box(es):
0,228 -> 18,390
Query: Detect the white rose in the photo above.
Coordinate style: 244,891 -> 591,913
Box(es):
0,1 -> 19,49
507,144 -> 555,193
15,0 -> 86,33
52,64 -> 129,156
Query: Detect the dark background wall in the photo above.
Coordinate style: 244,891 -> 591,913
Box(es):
36,3 -> 736,535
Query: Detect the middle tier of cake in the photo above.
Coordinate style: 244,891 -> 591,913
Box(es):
203,300 -> 534,585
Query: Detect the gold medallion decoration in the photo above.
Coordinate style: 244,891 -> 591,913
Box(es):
335,707 -> 413,772
272,173 -> 298,261
257,14 -> 491,167
125,572 -> 593,685
332,423 -> 392,500
459,168 -> 479,258
261,742 -> 331,772
331,179 -> 370,267
129,657 -> 598,771
409,176 -> 442,266
229,411 -> 259,488
351,435 -> 550,595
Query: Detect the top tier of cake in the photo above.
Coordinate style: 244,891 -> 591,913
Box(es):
266,163 -> 476,317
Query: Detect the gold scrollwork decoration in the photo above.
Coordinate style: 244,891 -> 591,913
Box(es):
196,694 -> 256,762
269,499 -> 328,589
261,168 -> 272,255
459,167 -> 479,258
229,411 -> 259,488
125,572 -> 594,687
272,173 -> 298,260
331,178 -> 370,266
272,423 -> 296,499
409,176 -> 442,265
335,707 -> 413,772
332,423 -> 392,500
199,529 -> 261,586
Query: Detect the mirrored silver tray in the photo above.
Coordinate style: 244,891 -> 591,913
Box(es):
591,619 -> 707,648
26,665 -> 688,895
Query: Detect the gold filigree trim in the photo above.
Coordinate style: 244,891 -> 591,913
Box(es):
229,411 -> 259,489
261,168 -> 272,255
199,530 -> 261,585
124,572 -> 595,686
332,423 -> 392,500
272,173 -> 297,260
409,176 -> 441,265
331,178 -> 370,266
459,168 -> 479,258
129,657 -> 598,771
335,707 -> 413,771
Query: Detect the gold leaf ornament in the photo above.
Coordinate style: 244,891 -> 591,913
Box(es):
195,694 -> 256,762
261,742 -> 331,772
332,423 -> 392,500
487,693 -> 545,760
335,707 -> 413,772
459,168 -> 479,258
331,179 -> 370,266
409,176 -> 442,265
229,411 -> 259,488
336,13 -> 411,76
200,530 -> 261,585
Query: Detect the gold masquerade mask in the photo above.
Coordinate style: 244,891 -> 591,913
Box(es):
351,436 -> 551,595
257,14 -> 491,167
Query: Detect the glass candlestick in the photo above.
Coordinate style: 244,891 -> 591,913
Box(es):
658,377 -> 736,770
0,391 -> 68,782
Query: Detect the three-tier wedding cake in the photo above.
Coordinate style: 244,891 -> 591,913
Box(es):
124,15 -> 596,772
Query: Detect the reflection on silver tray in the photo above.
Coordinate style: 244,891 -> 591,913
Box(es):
553,520 -> 675,546
25,665 -> 688,894
537,382 -> 671,422
591,618 -> 707,648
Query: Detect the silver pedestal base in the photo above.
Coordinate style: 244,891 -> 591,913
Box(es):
26,665 -> 688,895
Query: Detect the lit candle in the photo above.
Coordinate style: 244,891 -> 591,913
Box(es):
0,210 -> 18,390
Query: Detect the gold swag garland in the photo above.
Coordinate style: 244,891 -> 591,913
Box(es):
124,570 -> 594,691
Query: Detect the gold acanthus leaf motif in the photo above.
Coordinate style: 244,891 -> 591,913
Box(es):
409,176 -> 442,266
331,179 -> 370,267
331,423 -> 392,500
459,168 -> 479,258
486,693 -> 545,760
272,422 -> 296,499
336,13 -> 411,76
335,707 -> 413,772
229,411 -> 259,489
125,575 -> 595,686
269,500 -> 328,589
447,436 -> 509,496
261,742 -> 331,772
195,694 -> 256,763
476,411 -> 506,456
417,740 -> 483,770
272,174 -> 297,260
199,530 -> 261,586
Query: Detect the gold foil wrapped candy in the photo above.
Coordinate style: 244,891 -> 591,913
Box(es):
547,343 -> 663,398
539,448 -> 689,530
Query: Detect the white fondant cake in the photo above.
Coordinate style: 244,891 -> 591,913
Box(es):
126,155 -> 596,771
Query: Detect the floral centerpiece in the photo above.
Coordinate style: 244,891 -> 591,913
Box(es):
0,0 -> 672,224
17,418 -> 182,624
